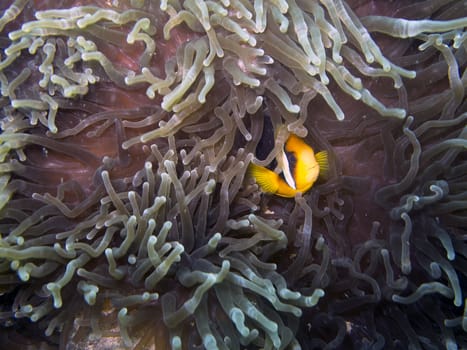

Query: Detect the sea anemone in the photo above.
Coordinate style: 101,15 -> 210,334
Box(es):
0,0 -> 466,349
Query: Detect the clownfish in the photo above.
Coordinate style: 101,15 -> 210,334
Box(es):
249,133 -> 328,198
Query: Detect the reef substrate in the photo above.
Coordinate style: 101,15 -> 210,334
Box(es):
0,0 -> 466,349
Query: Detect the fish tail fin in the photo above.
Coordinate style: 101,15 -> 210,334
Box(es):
315,151 -> 329,179
248,163 -> 280,194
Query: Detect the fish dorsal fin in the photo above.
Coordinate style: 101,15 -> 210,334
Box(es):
315,151 -> 329,178
278,147 -> 296,190
248,163 -> 280,194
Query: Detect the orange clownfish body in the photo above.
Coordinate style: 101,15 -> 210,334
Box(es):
249,134 -> 328,198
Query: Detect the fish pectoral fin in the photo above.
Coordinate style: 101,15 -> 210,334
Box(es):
248,163 -> 280,194
315,151 -> 329,178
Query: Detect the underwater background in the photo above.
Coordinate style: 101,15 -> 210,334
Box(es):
0,0 -> 466,349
